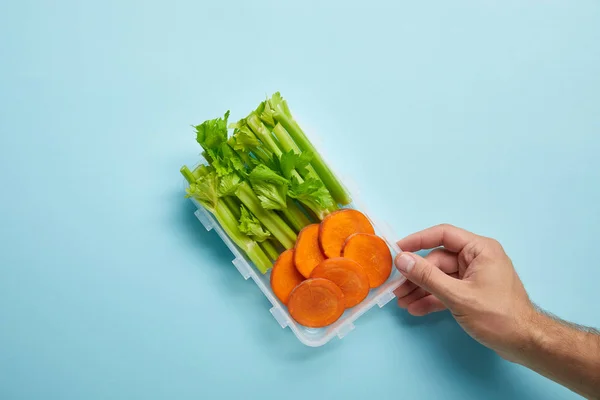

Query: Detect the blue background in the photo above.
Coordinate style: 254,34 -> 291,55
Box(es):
1,1 -> 599,399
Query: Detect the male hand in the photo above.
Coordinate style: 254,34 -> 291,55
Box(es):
393,224 -> 536,361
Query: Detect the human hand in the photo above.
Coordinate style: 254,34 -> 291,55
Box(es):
393,224 -> 537,361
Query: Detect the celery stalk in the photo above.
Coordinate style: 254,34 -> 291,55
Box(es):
181,167 -> 272,273
272,123 -> 320,180
214,201 -> 272,273
247,114 -> 282,157
280,198 -> 311,231
260,240 -> 279,261
272,108 -> 351,205
235,182 -> 296,249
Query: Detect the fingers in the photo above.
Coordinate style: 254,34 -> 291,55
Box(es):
395,249 -> 458,309
393,280 -> 418,298
397,287 -> 429,308
395,252 -> 462,305
395,283 -> 447,316
396,224 -> 476,253
407,295 -> 447,316
395,249 -> 457,299
424,248 -> 459,274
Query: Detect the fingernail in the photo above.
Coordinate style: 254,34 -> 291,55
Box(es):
395,253 -> 415,274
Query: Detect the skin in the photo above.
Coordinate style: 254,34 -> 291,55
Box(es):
394,224 -> 600,399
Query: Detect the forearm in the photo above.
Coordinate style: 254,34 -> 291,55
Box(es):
393,225 -> 600,397
518,311 -> 600,399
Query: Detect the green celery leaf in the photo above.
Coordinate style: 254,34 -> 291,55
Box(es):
249,164 -> 288,185
267,92 -> 292,118
263,154 -> 281,174
279,149 -> 314,179
206,142 -> 247,177
279,151 -> 295,179
259,100 -> 276,127
185,172 -> 220,213
220,143 -> 245,172
288,174 -> 335,219
207,148 -> 232,177
248,165 -> 288,210
229,125 -> 260,152
254,101 -> 266,117
238,205 -> 271,242
218,174 -> 241,197
195,111 -> 230,150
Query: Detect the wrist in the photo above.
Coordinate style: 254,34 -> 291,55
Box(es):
509,308 -> 583,367
517,309 -> 550,363
506,308 -> 600,398
501,306 -> 547,365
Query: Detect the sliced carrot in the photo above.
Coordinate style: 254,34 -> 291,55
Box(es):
287,278 -> 345,328
294,224 -> 327,278
319,209 -> 375,258
342,233 -> 392,288
270,249 -> 305,305
310,258 -> 370,308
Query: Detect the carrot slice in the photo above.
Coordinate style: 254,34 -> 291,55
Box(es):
310,258 -> 370,308
294,224 -> 327,278
270,249 -> 305,305
342,233 -> 392,288
287,278 -> 345,328
319,209 -> 375,258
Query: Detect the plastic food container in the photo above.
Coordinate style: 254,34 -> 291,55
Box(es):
184,123 -> 406,347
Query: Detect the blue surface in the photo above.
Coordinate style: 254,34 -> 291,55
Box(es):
1,1 -> 599,399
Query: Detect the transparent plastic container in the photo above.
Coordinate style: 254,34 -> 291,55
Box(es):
184,122 -> 406,347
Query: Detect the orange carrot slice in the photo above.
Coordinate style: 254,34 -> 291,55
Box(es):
310,258 -> 370,308
342,233 -> 392,288
294,224 -> 326,278
270,249 -> 305,305
287,278 -> 345,328
319,209 -> 375,258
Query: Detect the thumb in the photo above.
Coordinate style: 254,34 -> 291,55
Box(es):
395,252 -> 462,305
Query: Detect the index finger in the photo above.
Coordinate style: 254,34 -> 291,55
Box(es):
397,224 -> 477,253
